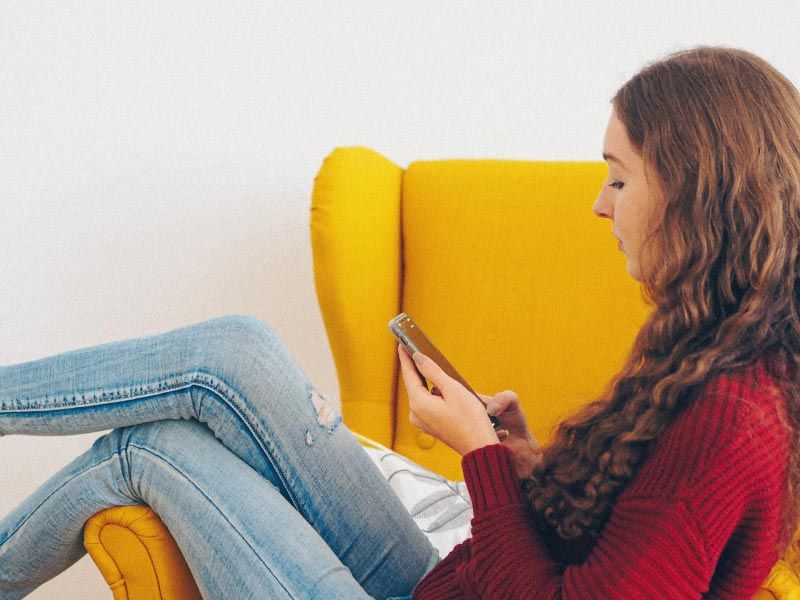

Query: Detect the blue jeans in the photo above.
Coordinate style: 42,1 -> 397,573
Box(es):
0,314 -> 440,599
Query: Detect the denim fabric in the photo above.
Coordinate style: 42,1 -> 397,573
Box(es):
0,314 -> 441,599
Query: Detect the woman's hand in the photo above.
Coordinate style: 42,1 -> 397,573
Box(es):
476,389 -> 543,480
397,343 -> 500,456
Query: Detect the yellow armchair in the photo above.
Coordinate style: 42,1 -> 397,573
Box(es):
83,147 -> 800,598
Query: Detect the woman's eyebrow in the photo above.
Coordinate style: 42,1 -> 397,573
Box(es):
602,152 -> 628,170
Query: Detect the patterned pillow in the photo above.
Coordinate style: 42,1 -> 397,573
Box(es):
356,434 -> 473,558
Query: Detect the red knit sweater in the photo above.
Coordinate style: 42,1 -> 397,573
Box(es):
412,353 -> 795,599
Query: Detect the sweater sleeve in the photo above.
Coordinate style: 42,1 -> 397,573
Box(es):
450,443 -> 715,599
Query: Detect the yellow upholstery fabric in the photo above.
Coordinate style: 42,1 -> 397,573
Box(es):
313,149 -> 651,479
83,146 -> 799,599
83,504 -> 201,600
310,147 -> 404,446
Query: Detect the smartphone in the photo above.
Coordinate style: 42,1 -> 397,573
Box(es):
388,312 -> 500,429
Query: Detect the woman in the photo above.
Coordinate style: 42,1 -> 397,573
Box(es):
2,44 -> 799,599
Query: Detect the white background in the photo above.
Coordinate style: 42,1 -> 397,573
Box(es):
1,2 -> 798,597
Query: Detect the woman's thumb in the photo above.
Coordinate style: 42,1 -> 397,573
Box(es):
488,390 -> 518,416
413,352 -> 443,386
486,392 -> 510,416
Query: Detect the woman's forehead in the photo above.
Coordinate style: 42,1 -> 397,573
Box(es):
602,111 -> 636,170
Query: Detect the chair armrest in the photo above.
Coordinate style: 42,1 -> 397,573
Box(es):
83,504 -> 202,600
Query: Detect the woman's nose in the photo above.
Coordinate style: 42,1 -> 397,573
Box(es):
593,194 -> 611,219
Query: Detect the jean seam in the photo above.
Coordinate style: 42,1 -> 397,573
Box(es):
126,442 -> 293,598
188,371 -> 300,516
1,369 -> 303,517
0,451 -> 140,550
0,372 -> 197,412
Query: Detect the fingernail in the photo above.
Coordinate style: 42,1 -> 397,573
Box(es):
486,402 -> 501,416
413,352 -> 427,365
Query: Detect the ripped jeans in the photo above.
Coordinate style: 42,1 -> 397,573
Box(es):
0,314 -> 440,599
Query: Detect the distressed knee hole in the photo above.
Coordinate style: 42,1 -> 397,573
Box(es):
308,386 -> 341,432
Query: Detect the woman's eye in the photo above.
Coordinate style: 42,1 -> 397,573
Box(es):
608,181 -> 624,190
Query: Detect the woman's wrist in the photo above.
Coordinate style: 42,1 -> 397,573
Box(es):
459,432 -> 502,456
461,444 -> 526,512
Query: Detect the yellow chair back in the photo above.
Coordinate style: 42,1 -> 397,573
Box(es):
311,146 -> 650,480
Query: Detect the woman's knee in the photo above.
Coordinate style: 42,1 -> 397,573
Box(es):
174,314 -> 326,438
191,314 -> 285,378
207,313 -> 280,350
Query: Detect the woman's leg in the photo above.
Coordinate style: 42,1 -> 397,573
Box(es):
1,418 -> 378,599
0,314 -> 439,598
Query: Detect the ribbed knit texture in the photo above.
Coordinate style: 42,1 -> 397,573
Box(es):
412,353 -> 794,599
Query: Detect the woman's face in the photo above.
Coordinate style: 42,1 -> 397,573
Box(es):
593,108 -> 661,281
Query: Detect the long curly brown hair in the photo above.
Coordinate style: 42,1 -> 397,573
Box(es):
522,45 -> 800,564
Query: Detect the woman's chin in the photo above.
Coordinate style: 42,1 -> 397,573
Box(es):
625,259 -> 642,282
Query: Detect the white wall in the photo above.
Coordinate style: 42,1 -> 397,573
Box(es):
1,2 -> 798,597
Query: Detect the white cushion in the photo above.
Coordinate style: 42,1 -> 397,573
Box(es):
361,443 -> 473,558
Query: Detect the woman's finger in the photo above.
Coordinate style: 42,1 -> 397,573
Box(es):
482,390 -> 518,414
488,391 -> 520,418
398,344 -> 427,395
498,390 -> 521,411
409,349 -> 457,396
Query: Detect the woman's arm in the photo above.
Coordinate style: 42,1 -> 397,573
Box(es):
445,443 -> 755,599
